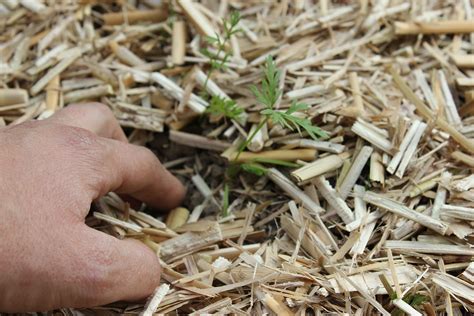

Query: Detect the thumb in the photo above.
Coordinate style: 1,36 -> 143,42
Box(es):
67,226 -> 160,308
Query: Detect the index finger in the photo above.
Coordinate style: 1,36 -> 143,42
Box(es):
93,137 -> 186,211
47,103 -> 128,142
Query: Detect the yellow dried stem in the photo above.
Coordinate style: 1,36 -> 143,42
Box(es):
395,20 -> 474,34
452,54 -> 474,68
291,152 -> 349,182
0,88 -> 28,106
451,150 -> 474,167
166,207 -> 190,230
172,21 -> 187,66
102,8 -> 168,25
45,75 -> 60,111
231,148 -> 316,163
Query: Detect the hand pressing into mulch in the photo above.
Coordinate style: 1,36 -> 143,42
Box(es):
0,103 -> 185,312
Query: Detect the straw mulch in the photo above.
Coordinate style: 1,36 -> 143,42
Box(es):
1,0 -> 474,315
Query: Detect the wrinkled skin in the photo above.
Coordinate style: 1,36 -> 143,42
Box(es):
0,103 -> 185,312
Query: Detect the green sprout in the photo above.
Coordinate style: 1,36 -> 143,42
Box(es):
201,12 -> 244,122
237,56 -> 327,157
201,11 -> 241,94
205,95 -> 243,120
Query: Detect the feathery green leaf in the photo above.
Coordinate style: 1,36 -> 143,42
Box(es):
205,95 -> 243,120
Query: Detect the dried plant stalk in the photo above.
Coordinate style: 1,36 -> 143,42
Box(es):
150,72 -> 207,113
391,68 -> 474,153
63,85 -> 113,103
172,21 -> 186,66
385,240 -> 474,255
414,69 -> 437,110
438,70 -> 462,127
432,272 -> 474,304
35,43 -> 68,67
348,71 -> 364,115
283,139 -> 345,154
456,77 -> 474,88
452,54 -> 474,68
129,209 -> 166,229
351,120 -> 392,153
281,215 -> 329,260
353,185 -> 367,219
370,151 -> 385,184
198,244 -> 260,261
452,174 -> 474,191
2,0 -> 17,10
194,68 -> 230,100
313,176 -> 354,224
110,41 -> 146,67
19,0 -> 45,12
31,49 -> 81,95
393,299 -> 422,316
267,168 -> 325,215
363,192 -> 449,235
286,84 -> 325,99
232,148 -> 316,163
189,298 -> 232,315
332,271 -> 392,316
102,8 -> 168,25
113,102 -> 165,132
409,178 -> 438,197
191,174 -> 213,199
0,88 -> 28,106
37,16 -> 74,52
262,292 -> 295,316
350,221 -> 376,255
395,122 -> 427,178
166,207 -> 190,230
395,20 -> 474,34
291,153 -> 349,182
141,284 -> 170,316
329,266 -> 417,295
338,146 -> 373,199
246,123 -> 265,152
177,0 -> 216,38
159,222 -> 222,261
93,212 -> 142,232
187,201 -> 206,223
387,120 -> 421,174
362,2 -> 410,29
440,205 -> 474,221
287,35 -> 377,71
45,75 -> 60,111
237,203 -> 256,246
465,90 -> 474,102
451,150 -> 474,167
330,230 -> 360,261
170,130 -> 230,152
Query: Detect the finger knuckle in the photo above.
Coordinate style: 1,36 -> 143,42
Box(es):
60,125 -> 99,148
80,242 -> 116,294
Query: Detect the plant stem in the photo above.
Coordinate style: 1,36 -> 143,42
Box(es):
203,37 -> 229,94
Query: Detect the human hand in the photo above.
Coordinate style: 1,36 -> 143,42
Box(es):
0,103 -> 185,312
